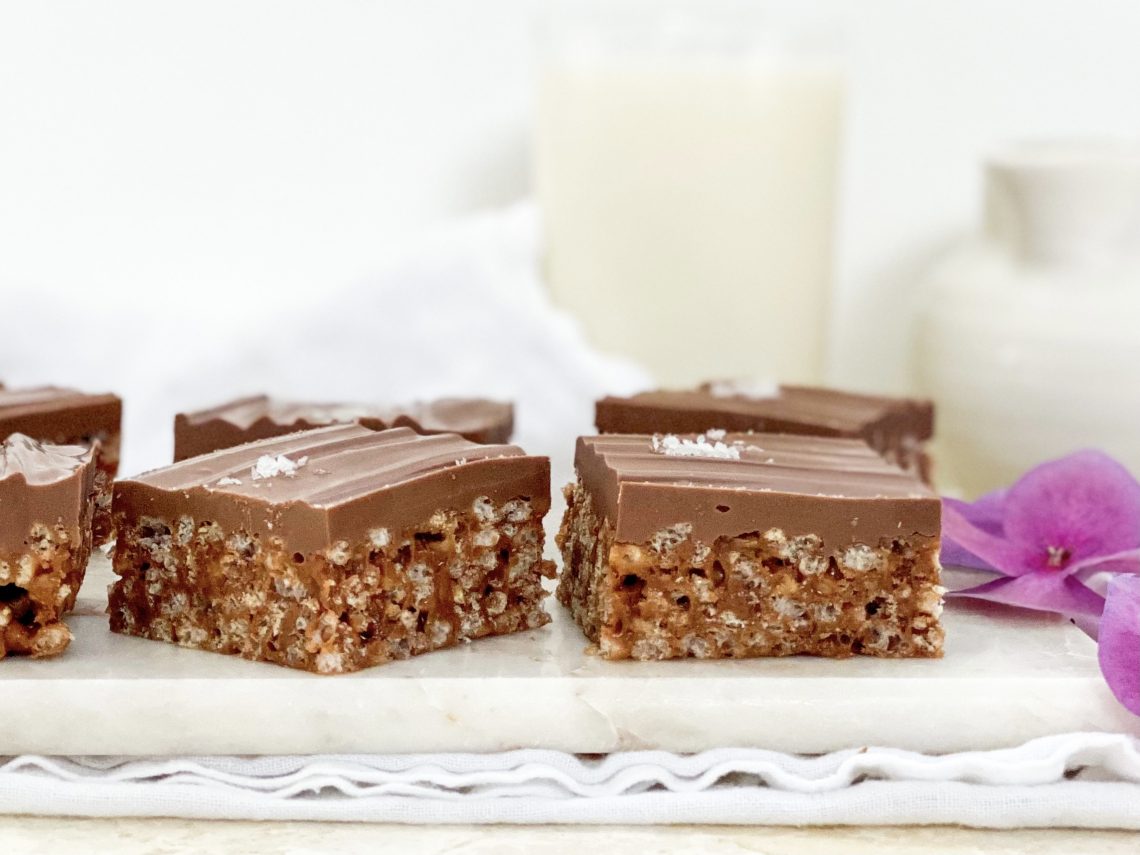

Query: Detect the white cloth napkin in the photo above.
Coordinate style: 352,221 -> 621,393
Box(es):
0,203 -> 651,480
2,734 -> 1139,828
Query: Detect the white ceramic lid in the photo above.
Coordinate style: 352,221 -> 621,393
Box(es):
984,139 -> 1140,267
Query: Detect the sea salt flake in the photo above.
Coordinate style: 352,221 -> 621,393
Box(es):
251,454 -> 308,480
707,379 -> 780,400
216,477 -> 243,486
652,433 -> 741,460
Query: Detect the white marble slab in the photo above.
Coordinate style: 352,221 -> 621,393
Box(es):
0,556 -> 1135,756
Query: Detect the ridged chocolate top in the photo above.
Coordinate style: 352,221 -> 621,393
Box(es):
596,383 -> 934,443
0,386 -> 122,445
0,433 -> 97,552
119,425 -> 550,553
575,433 -> 939,548
173,395 -> 514,460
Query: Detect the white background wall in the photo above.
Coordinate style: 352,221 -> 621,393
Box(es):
3,0 -> 1140,391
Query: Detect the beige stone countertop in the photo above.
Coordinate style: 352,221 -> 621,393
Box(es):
0,820 -> 1136,854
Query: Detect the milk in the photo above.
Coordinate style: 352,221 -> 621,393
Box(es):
536,55 -> 843,386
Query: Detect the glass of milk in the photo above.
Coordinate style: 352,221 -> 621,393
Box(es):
535,1 -> 844,386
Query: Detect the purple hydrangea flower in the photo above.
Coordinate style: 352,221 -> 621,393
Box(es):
941,450 -> 1140,715
1100,575 -> 1140,716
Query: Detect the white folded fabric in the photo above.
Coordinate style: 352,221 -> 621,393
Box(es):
2,733 -> 1138,828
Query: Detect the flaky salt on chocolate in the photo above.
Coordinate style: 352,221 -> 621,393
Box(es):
595,383 -> 935,480
0,386 -> 122,544
173,395 -> 514,461
0,434 -> 98,659
110,425 -> 554,673
557,433 -> 944,661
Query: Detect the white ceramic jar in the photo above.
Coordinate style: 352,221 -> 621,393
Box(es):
915,141 -> 1140,497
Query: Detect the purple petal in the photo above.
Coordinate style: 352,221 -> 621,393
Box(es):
940,491 -> 1009,570
1068,548 -> 1140,581
1071,611 -> 1101,640
940,510 -> 993,570
941,503 -> 1028,576
939,537 -> 993,572
946,490 -> 1007,535
951,572 -> 1106,618
1003,451 -> 1140,572
1072,553 -> 1140,602
1098,575 -> 1140,715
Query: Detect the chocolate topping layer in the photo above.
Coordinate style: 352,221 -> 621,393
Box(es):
0,387 -> 122,446
596,384 -> 934,443
0,434 -> 97,552
575,433 -> 939,548
174,395 -> 514,460
120,425 -> 550,553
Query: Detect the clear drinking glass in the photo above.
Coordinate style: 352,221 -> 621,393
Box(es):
535,0 -> 844,386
